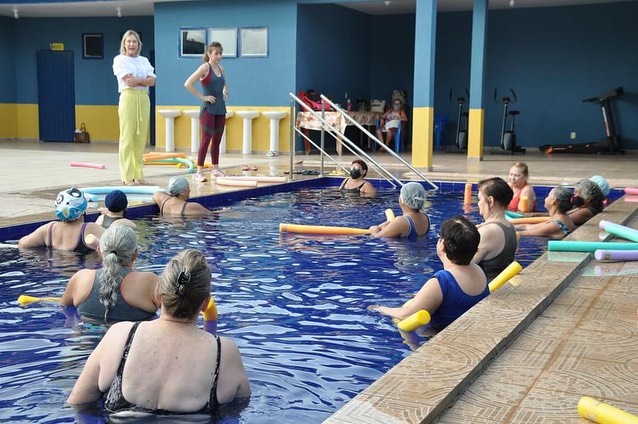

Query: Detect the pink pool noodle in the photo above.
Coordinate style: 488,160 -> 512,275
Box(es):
624,187 -> 638,195
625,195 -> 638,203
70,161 -> 106,170
594,249 -> 638,261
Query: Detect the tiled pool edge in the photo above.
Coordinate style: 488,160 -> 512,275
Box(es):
324,197 -> 637,423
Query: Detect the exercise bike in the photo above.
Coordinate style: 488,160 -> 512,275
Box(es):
495,89 -> 525,154
538,87 -> 624,154
448,89 -> 469,152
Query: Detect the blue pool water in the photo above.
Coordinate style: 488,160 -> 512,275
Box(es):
0,185 -> 546,423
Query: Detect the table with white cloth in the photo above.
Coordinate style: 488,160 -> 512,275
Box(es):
296,111 -> 380,154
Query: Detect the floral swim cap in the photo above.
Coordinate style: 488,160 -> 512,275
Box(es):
55,187 -> 88,221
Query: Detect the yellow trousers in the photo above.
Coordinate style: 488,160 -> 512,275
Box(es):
118,89 -> 149,182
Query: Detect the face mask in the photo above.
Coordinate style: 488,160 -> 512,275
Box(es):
571,195 -> 585,207
350,169 -> 362,179
393,104 -> 401,111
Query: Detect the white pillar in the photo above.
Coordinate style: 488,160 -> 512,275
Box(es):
220,111 -> 234,154
183,109 -> 200,154
157,109 -> 182,152
235,111 -> 260,155
263,111 -> 288,156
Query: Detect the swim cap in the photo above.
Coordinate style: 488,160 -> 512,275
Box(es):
168,177 -> 189,196
55,187 -> 88,221
400,182 -> 426,210
590,175 -> 610,197
105,190 -> 128,212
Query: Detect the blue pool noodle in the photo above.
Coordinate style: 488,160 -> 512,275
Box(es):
598,220 -> 638,243
548,240 -> 638,252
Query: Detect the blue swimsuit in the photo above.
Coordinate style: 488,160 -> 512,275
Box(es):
429,269 -> 490,329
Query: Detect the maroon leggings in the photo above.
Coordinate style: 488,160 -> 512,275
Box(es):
198,111 -> 226,166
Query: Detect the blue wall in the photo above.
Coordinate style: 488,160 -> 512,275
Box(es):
433,2 -> 638,149
154,0 -> 297,107
0,17 -> 17,103
10,16 -> 153,105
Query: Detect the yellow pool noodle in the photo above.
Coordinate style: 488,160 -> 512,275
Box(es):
17,295 -> 61,306
279,223 -> 370,235
202,298 -> 218,321
385,209 -> 395,221
488,261 -> 523,293
397,310 -> 431,332
578,396 -> 638,424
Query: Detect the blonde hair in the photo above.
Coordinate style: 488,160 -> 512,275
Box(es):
120,30 -> 142,56
159,250 -> 211,319
203,42 -> 223,62
511,162 -> 529,178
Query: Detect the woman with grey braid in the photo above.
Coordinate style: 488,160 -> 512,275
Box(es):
61,225 -> 159,323
68,249 -> 250,416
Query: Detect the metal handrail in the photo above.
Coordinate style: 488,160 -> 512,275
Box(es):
320,95 -> 439,191
289,92 -> 399,187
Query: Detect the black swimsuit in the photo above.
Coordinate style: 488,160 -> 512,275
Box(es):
160,197 -> 188,217
104,322 -> 222,415
339,179 -> 366,193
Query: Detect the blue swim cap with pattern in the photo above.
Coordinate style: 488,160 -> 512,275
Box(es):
55,187 -> 88,221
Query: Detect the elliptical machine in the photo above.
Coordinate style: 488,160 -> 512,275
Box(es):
448,89 -> 469,152
495,88 -> 525,154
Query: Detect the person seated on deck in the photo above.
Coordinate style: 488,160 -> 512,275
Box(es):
515,186 -> 576,239
152,176 -> 210,217
60,226 -> 159,324
95,190 -> 137,229
568,178 -> 605,226
472,177 -> 518,282
369,182 -> 430,238
375,98 -> 408,148
67,249 -> 251,418
507,162 -> 536,213
18,187 -> 104,252
368,216 -> 488,330
338,159 -> 376,197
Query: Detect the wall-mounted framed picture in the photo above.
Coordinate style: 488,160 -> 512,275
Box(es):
180,28 -> 206,58
208,27 -> 237,58
82,33 -> 103,59
240,27 -> 268,57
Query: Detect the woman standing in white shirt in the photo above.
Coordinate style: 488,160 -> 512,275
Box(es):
112,30 -> 156,186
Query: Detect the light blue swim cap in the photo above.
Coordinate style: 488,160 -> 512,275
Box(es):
400,182 -> 426,210
168,176 -> 190,196
590,175 -> 610,197
55,187 -> 88,221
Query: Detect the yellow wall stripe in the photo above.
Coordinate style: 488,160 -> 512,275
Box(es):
468,108 -> 485,159
411,107 -> 434,169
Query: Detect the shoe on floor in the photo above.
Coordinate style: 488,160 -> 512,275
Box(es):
212,169 -> 225,178
194,171 -> 208,182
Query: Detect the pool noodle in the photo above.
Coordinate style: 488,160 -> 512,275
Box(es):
594,249 -> 638,261
508,216 -> 550,225
548,240 -> 638,252
143,152 -> 187,161
463,183 -> 472,205
203,298 -> 218,321
577,396 -> 638,424
624,187 -> 638,195
599,220 -> 638,243
488,261 -> 523,292
0,243 -> 18,249
82,186 -> 161,195
279,223 -> 370,235
397,310 -> 431,332
215,178 -> 259,187
143,157 -> 194,172
70,161 -> 106,170
505,210 -> 524,219
625,195 -> 638,203
385,209 -> 395,221
220,176 -> 287,183
17,295 -> 61,306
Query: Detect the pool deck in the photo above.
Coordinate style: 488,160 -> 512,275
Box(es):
1,140 -> 637,423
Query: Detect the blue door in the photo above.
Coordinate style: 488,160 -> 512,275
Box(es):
37,50 -> 75,142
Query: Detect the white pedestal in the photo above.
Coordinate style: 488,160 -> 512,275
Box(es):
157,109 -> 182,152
183,109 -> 200,154
235,111 -> 260,155
263,111 -> 288,156
219,111 -> 234,154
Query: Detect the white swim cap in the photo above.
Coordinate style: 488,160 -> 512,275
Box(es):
590,175 -> 610,197
168,177 -> 189,196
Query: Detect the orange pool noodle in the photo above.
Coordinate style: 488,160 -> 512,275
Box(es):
509,216 -> 550,225
463,182 -> 472,205
279,223 -> 370,235
578,396 -> 638,424
518,195 -> 530,212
